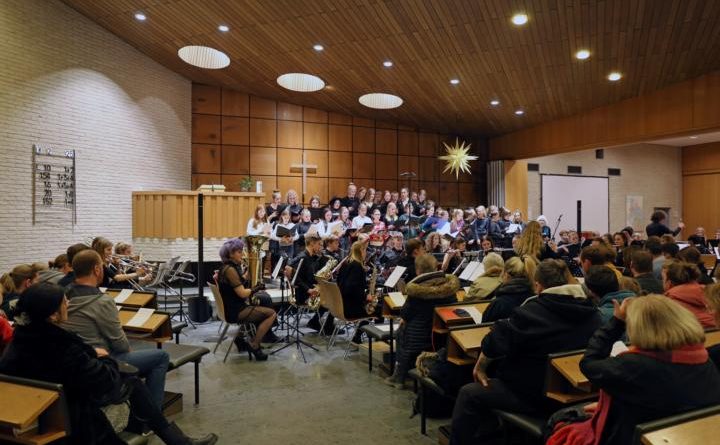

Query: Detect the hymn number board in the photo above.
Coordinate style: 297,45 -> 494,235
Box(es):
32,144 -> 76,225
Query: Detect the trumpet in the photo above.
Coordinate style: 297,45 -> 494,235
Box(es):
108,254 -> 157,274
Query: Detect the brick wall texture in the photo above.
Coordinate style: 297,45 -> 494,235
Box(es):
0,0 -> 191,271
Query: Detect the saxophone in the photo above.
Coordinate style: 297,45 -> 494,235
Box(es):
309,255 -> 338,310
365,263 -> 379,315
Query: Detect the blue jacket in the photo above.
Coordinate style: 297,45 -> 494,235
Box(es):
597,290 -> 635,323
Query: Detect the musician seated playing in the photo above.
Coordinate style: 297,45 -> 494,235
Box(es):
337,241 -> 381,343
217,239 -> 276,361
92,237 -> 146,289
62,250 -> 170,409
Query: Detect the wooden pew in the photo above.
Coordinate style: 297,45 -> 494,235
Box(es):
119,308 -> 172,343
545,350 -> 598,404
446,324 -> 492,366
432,301 -> 490,334
634,405 -> 720,445
105,289 -> 157,309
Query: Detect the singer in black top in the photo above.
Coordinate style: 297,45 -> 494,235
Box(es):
218,239 -> 276,360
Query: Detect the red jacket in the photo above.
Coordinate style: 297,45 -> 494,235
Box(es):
0,316 -> 13,355
666,282 -> 717,329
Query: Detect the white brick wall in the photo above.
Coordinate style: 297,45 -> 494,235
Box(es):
525,144 -> 682,233
0,0 -> 191,271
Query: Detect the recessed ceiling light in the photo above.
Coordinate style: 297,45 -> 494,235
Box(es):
607,72 -> 622,82
514,109 -> 525,116
313,44 -> 324,52
511,13 -> 528,26
134,12 -> 147,21
178,46 -> 230,69
490,100 -> 500,106
277,73 -> 325,92
450,78 -> 460,85
689,136 -> 698,139
383,60 -> 393,68
575,49 -> 591,60
218,25 -> 230,32
359,93 -> 403,109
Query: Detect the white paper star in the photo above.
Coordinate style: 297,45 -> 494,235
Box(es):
438,138 -> 477,179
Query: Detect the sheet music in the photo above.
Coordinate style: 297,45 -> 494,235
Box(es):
384,266 -> 407,288
469,263 -> 486,281
610,341 -> 629,357
328,221 -> 345,236
125,308 -> 155,328
114,289 -> 134,304
374,324 -> 391,332
463,306 -> 483,324
459,261 -> 480,281
99,287 -> 108,293
507,223 -> 523,234
271,256 -> 285,279
387,291 -> 406,308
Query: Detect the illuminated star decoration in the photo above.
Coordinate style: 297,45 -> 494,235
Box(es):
438,138 -> 477,179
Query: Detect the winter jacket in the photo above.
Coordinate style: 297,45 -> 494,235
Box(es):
481,284 -> 602,404
0,321 -> 130,445
37,269 -> 65,284
596,290 -> 636,323
0,316 -> 12,355
482,278 -> 535,322
665,282 -> 717,329
465,274 -> 503,301
62,283 -> 130,353
580,317 -> 720,445
634,273 -> 664,294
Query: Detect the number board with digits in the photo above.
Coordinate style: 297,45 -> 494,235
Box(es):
32,144 -> 77,225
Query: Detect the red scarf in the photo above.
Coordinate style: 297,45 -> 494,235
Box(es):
546,343 -> 708,445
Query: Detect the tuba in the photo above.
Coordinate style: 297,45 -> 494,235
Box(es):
310,255 -> 338,310
244,235 -> 268,287
365,263 -> 379,315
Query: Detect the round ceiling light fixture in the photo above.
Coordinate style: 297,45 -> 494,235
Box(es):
313,44 -> 324,52
575,49 -> 591,60
490,100 -> 500,106
383,60 -> 393,68
178,45 -> 230,69
607,72 -> 622,82
277,73 -> 325,92
450,78 -> 460,85
218,24 -> 230,32
134,12 -> 147,21
514,109 -> 525,116
359,93 -> 403,109
511,13 -> 528,26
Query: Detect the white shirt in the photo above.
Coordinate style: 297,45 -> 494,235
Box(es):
246,219 -> 270,236
351,215 -> 372,229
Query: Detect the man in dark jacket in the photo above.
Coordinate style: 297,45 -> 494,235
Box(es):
289,233 -> 336,334
449,259 -> 602,445
630,250 -> 664,294
645,210 -> 684,238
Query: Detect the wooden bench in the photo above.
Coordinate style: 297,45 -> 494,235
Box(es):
446,324 -> 492,365
545,350 -> 598,404
119,308 -> 172,343
634,404 -> 720,444
432,301 -> 490,334
106,288 -> 157,309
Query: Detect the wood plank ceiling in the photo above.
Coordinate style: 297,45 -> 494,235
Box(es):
61,0 -> 720,136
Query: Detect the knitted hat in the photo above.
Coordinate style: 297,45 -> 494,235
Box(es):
16,283 -> 65,323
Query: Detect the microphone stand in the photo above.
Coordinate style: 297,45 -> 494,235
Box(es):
551,214 -> 563,241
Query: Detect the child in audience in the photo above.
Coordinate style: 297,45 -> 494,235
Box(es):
584,265 -> 635,323
547,296 -> 720,445
662,261 -> 716,329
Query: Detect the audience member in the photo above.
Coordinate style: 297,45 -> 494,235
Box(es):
580,245 -> 622,280
465,252 -> 504,301
662,261 -> 716,329
58,243 -> 90,287
678,246 -> 714,284
0,264 -> 40,320
584,265 -> 635,323
481,255 -> 537,322
38,253 -> 71,284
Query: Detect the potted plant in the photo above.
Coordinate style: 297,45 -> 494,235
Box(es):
238,176 -> 254,192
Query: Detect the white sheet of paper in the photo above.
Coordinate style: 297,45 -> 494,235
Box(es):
463,286 -> 470,293
328,221 -> 345,236
459,261 -> 480,281
374,324 -> 391,332
716,247 -> 720,260
125,308 -> 155,328
384,266 -> 407,288
507,223 -> 523,234
114,289 -> 134,304
99,287 -> 108,293
271,255 -> 285,279
116,305 -> 122,311
610,341 -> 629,357
387,291 -> 406,307
464,306 -> 484,324
469,263 -> 486,281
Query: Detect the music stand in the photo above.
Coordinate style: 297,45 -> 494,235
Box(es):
167,260 -> 196,328
271,255 -> 289,332
270,258 -> 319,363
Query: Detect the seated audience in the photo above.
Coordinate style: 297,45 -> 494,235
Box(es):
0,293 -> 13,355
386,254 -> 459,388
643,236 -> 665,280
580,245 -> 622,281
38,254 -> 70,284
481,255 -> 537,322
619,276 -> 641,294
645,210 -> 684,238
0,264 -> 40,320
547,296 -> 720,445
662,261 -> 716,329
465,252 -> 504,301
678,246 -> 714,285
0,283 -> 218,445
62,250 -> 170,407
661,241 -> 679,260
217,238 -> 276,360
705,283 -> 720,368
584,265 -> 635,323
58,243 -> 90,287
449,259 -> 602,444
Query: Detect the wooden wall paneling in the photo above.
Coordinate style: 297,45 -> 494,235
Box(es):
222,174 -> 246,192
191,84 -> 220,114
192,114 -> 221,144
683,142 -> 720,174
277,148 -> 303,177
221,145 -> 250,175
304,149 -> 329,177
353,153 -> 375,179
329,178 -> 351,200
458,183 -> 477,207
329,125 -> 352,151
376,154 -> 398,180
376,121 -> 397,130
375,179 -> 398,194
328,152 -> 353,177
249,96 -> 276,119
644,81 -> 694,135
693,72 -> 720,129
352,117 -> 374,128
221,117 -> 249,145
191,144 -> 221,174
329,112 -> 352,125
303,107 -> 328,123
418,157 -> 437,181
277,177 -> 303,199
419,132 -> 439,156
352,127 -> 375,152
503,160 -> 528,216
303,122 -> 328,149
249,147 -> 277,175
277,120 -> 303,148
162,194 -> 196,238
417,181 -> 439,202
683,173 -> 720,238
249,118 -> 277,147
191,173 -> 221,189
305,177 -> 329,203
397,155 -> 419,178
221,88 -> 249,117
398,131 -> 419,156
252,175 -> 277,194
439,182 -> 459,207
133,194 -> 164,238
277,102 -> 302,121
438,159 -> 458,182
376,128 -> 398,154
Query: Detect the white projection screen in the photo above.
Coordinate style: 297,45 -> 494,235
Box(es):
541,174 -> 609,236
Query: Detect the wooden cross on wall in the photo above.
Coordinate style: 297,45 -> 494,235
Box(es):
290,151 -> 317,200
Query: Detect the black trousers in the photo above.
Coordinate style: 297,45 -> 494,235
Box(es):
125,377 -> 171,434
449,379 -> 538,445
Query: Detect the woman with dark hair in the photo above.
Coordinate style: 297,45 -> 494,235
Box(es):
217,239 -> 277,360
92,237 -> 145,288
0,283 -> 218,445
646,210 -> 684,238
0,264 -> 40,319
662,261 -> 716,329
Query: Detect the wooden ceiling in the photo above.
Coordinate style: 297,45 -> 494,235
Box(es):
61,0 -> 720,136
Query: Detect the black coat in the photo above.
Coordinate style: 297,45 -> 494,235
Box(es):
645,221 -> 681,238
580,317 -> 720,445
291,251 -> 323,304
482,278 -> 535,323
0,322 -> 128,445
634,272 -> 664,294
337,260 -> 369,319
482,285 -> 602,405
